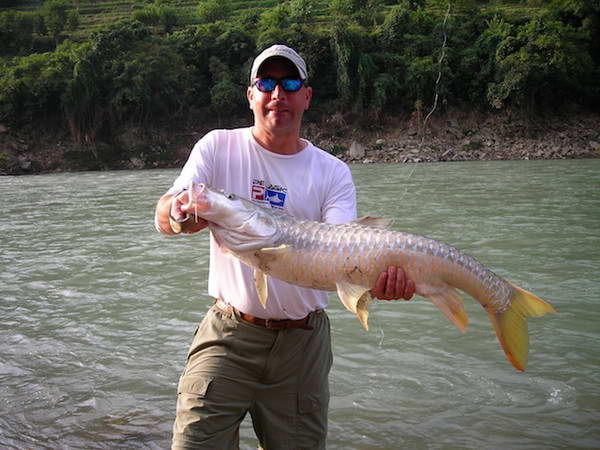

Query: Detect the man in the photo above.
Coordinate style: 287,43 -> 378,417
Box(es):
155,44 -> 415,449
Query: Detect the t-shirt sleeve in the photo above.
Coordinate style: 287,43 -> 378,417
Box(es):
322,162 -> 357,225
165,131 -> 217,196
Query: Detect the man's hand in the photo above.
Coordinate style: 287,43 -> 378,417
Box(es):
173,190 -> 208,234
155,191 -> 208,235
371,266 -> 415,301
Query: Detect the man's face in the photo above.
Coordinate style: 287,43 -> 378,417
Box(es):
247,58 -> 312,137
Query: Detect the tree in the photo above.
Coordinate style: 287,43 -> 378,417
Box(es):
197,0 -> 229,24
208,57 -> 246,122
63,55 -> 102,145
0,42 -> 76,122
488,17 -> 594,110
289,0 -> 315,24
0,11 -> 35,56
330,0 -> 382,26
40,0 -> 79,44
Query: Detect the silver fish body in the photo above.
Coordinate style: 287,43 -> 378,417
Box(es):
239,216 -> 510,311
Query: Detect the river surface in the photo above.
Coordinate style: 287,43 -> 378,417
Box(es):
1,160 -> 599,449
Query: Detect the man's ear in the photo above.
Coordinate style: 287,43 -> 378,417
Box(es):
247,86 -> 254,109
304,86 -> 313,111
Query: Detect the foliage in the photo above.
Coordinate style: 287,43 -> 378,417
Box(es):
40,0 -> 79,43
196,0 -> 229,24
0,42 -> 76,122
488,16 -> 594,109
0,11 -> 36,56
133,2 -> 180,33
0,0 -> 599,143
330,0 -> 383,26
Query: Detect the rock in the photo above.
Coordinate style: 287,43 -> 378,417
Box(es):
349,141 -> 365,159
589,140 -> 600,151
129,157 -> 145,169
362,158 -> 374,164
375,138 -> 386,148
447,126 -> 463,138
17,155 -> 31,170
0,124 -> 8,133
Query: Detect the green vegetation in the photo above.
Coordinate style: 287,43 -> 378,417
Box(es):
1,0 -> 598,150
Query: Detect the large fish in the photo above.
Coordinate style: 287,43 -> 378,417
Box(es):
183,182 -> 556,371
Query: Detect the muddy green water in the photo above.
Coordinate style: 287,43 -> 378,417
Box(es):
1,160 -> 598,449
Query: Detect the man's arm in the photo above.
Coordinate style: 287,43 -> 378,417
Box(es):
154,192 -> 207,235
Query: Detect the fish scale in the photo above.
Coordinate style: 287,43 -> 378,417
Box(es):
187,183 -> 556,371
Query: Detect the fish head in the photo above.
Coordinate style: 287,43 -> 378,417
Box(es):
187,183 -> 280,252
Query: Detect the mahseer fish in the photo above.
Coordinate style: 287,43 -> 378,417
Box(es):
184,182 -> 556,371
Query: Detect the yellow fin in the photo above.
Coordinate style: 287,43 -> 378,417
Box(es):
487,283 -> 557,371
430,288 -> 469,333
335,281 -> 373,331
254,269 -> 268,308
353,216 -> 393,229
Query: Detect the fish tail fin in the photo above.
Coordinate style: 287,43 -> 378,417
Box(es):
487,283 -> 557,371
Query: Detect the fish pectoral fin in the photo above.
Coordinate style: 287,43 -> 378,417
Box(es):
429,287 -> 469,333
257,244 -> 292,256
254,269 -> 268,308
254,245 -> 292,266
352,216 -> 393,229
336,281 -> 373,331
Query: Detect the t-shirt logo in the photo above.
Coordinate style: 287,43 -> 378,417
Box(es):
266,190 -> 285,208
251,179 -> 287,209
251,184 -> 265,201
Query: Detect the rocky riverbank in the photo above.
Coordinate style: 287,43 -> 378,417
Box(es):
1,110 -> 599,175
308,110 -> 600,164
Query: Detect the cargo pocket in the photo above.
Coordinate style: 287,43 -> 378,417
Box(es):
178,375 -> 215,396
297,393 -> 328,449
174,375 -> 217,443
298,393 -> 323,414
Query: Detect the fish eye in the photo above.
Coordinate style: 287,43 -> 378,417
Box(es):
226,193 -> 236,200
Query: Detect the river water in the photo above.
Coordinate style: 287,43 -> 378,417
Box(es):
1,160 -> 599,449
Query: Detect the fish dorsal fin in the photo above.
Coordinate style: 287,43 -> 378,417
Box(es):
335,281 -> 373,331
429,287 -> 469,333
254,269 -> 268,308
353,216 -> 393,229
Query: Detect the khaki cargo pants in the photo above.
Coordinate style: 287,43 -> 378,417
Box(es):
172,303 -> 333,450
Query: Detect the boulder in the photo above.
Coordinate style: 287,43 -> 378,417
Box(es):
349,141 -> 365,159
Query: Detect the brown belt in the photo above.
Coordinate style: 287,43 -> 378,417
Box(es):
216,299 -> 315,331
239,312 -> 315,330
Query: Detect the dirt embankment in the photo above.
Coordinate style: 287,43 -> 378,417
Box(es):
1,110 -> 599,175
307,110 -> 600,164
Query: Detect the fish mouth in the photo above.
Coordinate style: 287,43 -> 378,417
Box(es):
186,181 -> 210,215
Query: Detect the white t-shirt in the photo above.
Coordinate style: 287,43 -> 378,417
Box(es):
166,127 -> 357,319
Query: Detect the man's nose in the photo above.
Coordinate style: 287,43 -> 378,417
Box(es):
271,84 -> 286,99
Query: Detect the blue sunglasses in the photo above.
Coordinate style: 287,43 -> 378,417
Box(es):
253,77 -> 304,93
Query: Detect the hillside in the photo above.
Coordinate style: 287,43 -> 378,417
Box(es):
1,0 -> 599,174
1,0 -> 543,39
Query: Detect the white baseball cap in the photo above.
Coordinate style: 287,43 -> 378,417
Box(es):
250,44 -> 308,82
